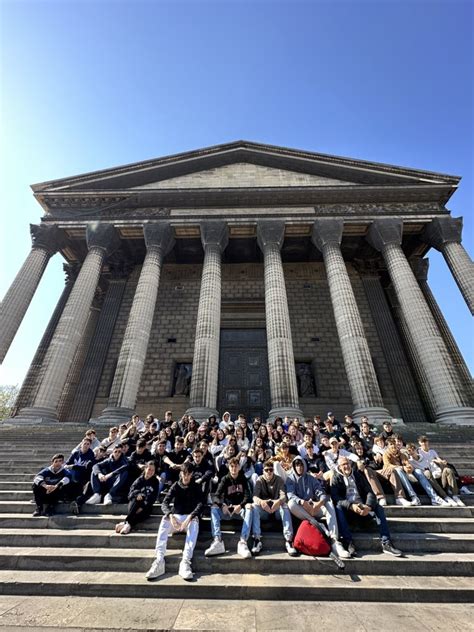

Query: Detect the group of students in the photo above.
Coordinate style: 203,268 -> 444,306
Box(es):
32,410 -> 471,581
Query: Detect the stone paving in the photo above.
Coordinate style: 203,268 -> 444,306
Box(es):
0,597 -> 472,631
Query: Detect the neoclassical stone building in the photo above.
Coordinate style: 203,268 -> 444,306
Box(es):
1,141 -> 473,424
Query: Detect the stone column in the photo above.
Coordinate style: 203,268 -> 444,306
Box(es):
312,220 -> 391,423
422,216 -> 474,314
12,264 -> 78,415
0,224 -> 63,363
14,223 -> 120,424
411,257 -> 474,407
186,221 -> 228,421
367,218 -> 474,424
100,222 -> 175,422
257,221 -> 302,420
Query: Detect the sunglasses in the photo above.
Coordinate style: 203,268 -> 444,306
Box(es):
264,467 -> 274,472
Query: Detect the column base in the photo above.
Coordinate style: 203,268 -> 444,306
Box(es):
95,406 -> 135,426
268,406 -> 304,422
185,406 -> 219,423
436,406 -> 474,426
6,406 -> 59,425
352,406 -> 393,424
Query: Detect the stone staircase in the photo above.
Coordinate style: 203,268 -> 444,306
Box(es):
0,423 -> 473,604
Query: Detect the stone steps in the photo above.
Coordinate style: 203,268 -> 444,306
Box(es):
0,570 -> 472,602
0,423 -> 473,606
1,547 -> 473,577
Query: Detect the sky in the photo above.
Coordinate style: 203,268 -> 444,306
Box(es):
0,0 -> 473,389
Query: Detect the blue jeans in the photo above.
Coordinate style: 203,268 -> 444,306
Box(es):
412,468 -> 438,502
91,470 -> 128,502
210,506 -> 252,541
252,504 -> 293,541
395,467 -> 417,498
335,503 -> 391,545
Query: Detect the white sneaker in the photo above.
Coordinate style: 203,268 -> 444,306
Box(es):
145,558 -> 165,580
396,497 -> 412,507
103,493 -> 113,506
115,521 -> 125,533
445,496 -> 458,507
410,496 -> 421,506
452,495 -> 466,507
331,540 -> 351,559
285,540 -> 298,557
431,496 -> 447,506
460,486 -> 474,495
251,538 -> 263,555
237,540 -> 252,559
204,537 -> 225,557
85,493 -> 101,505
378,498 -> 387,507
120,522 -> 131,534
178,559 -> 193,581
347,542 -> 357,557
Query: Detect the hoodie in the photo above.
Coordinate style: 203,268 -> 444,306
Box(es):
285,456 -> 328,505
33,464 -> 71,488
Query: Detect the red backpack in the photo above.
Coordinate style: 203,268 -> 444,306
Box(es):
293,520 -> 331,557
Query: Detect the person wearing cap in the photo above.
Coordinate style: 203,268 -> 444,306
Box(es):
331,455 -> 402,558
324,436 -> 358,477
145,462 -> 204,581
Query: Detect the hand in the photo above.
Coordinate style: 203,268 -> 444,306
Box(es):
261,501 -> 272,513
233,504 -> 242,515
309,499 -> 324,514
195,478 -> 202,485
360,505 -> 371,516
170,514 -> 182,531
98,474 -> 107,482
179,516 -> 192,532
352,503 -> 363,515
45,484 -> 57,494
136,494 -> 143,501
222,504 -> 231,517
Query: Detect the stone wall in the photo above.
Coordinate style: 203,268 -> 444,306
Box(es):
91,260 -> 407,421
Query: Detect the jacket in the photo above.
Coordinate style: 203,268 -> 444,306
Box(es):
330,466 -> 376,510
285,456 -> 328,504
92,454 -> 129,476
213,470 -> 251,506
128,474 -> 159,504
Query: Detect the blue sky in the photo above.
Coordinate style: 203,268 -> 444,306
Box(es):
0,0 -> 473,387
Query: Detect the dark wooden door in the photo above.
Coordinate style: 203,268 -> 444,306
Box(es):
218,329 -> 270,421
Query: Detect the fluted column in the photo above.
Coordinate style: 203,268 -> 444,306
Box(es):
422,216 -> 474,314
100,222 -> 175,421
257,221 -> 302,420
0,224 -> 63,363
312,220 -> 391,422
186,222 -> 228,421
14,223 -> 120,424
411,257 -> 474,407
367,218 -> 474,425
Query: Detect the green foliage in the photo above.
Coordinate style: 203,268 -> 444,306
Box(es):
0,385 -> 19,421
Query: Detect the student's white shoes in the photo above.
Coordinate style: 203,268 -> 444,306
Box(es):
452,495 -> 466,507
237,540 -> 252,559
145,558 -> 165,580
204,537 -> 225,556
331,540 -> 351,559
395,497 -> 412,507
179,559 -> 193,581
103,493 -> 113,505
85,493 -> 101,505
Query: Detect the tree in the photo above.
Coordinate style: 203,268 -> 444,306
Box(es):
0,385 -> 19,421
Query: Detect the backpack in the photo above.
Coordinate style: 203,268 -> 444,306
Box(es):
293,519 -> 331,557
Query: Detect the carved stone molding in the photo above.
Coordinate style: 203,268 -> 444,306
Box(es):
86,223 -> 121,255
257,220 -> 285,251
30,224 -> 64,255
314,202 -> 442,215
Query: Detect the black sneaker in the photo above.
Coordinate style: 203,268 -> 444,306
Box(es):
44,505 -> 54,517
32,506 -> 43,517
70,501 -> 80,516
251,537 -> 263,555
382,540 -> 402,557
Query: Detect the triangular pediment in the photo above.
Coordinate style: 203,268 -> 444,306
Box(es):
32,141 -> 460,195
131,162 -> 357,189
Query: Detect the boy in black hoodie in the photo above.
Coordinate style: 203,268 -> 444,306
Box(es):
145,462 -> 203,582
205,457 -> 253,559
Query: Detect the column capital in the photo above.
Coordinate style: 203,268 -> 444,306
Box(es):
311,218 -> 343,251
257,220 -> 285,252
30,224 -> 63,255
86,223 -> 121,255
410,256 -> 429,282
366,218 -> 403,252
144,221 -> 175,254
422,216 -> 463,251
200,221 -> 228,252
